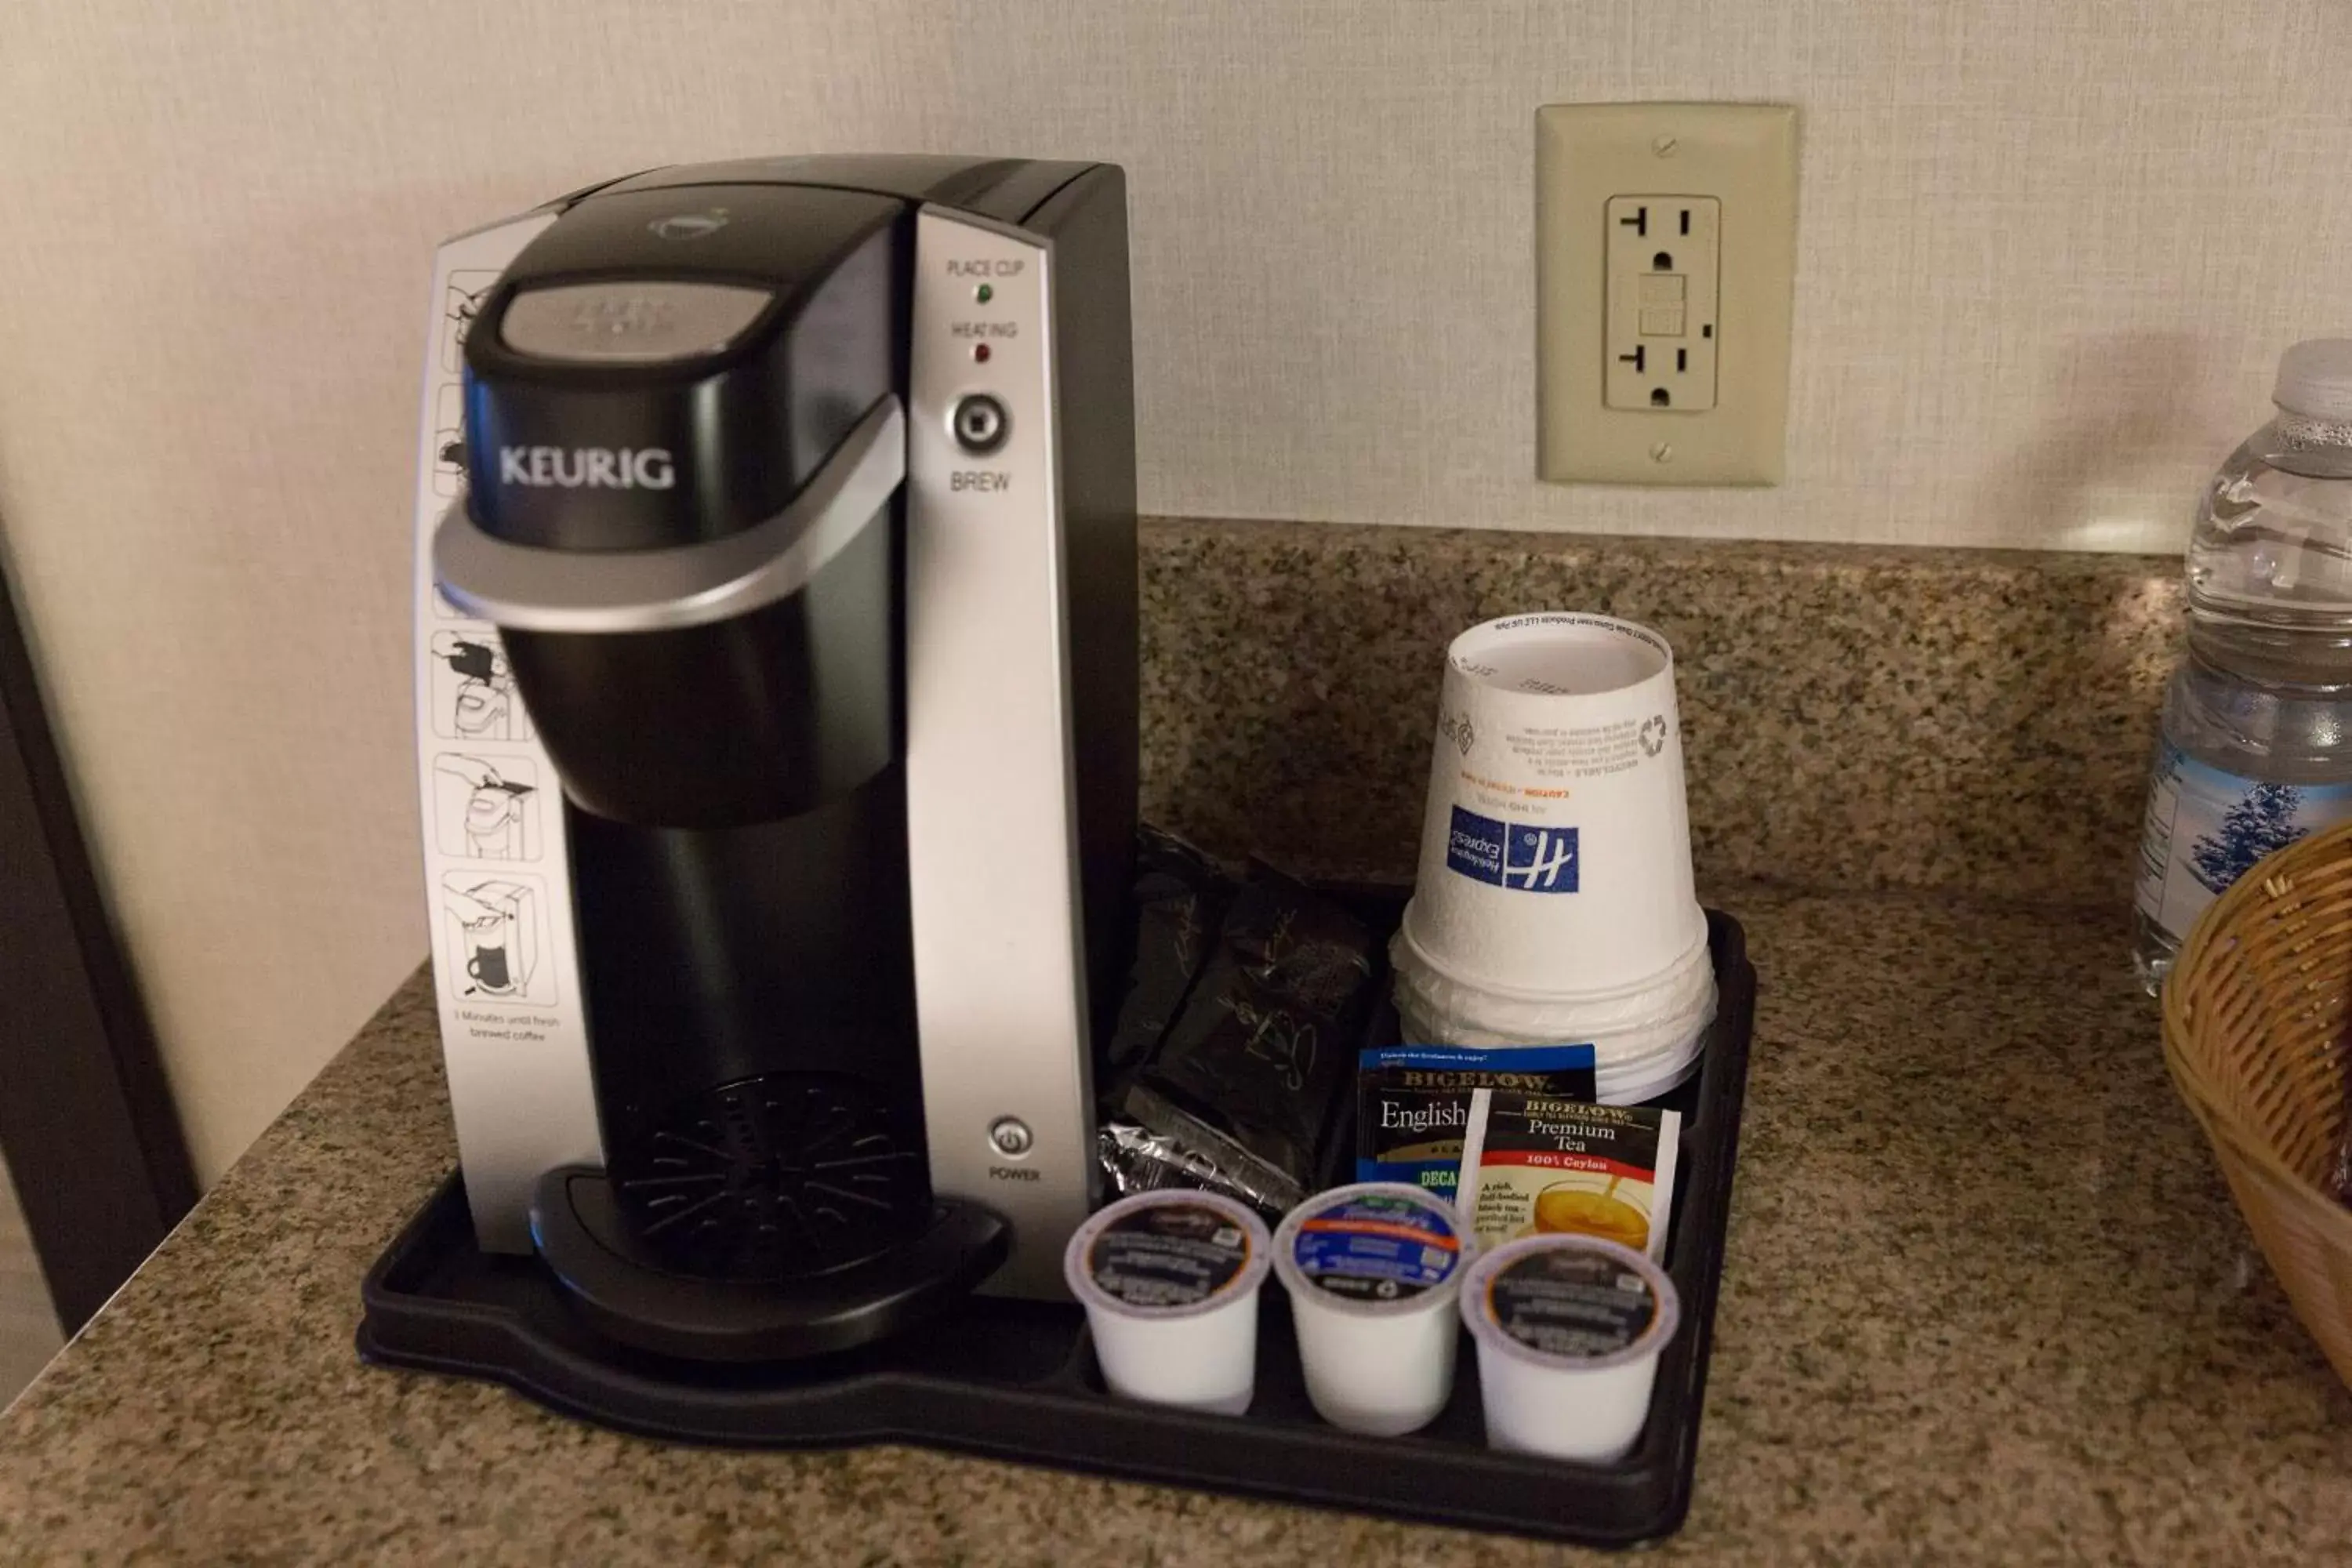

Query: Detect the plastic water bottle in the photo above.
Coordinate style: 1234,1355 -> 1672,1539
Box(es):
2134,339 -> 2352,994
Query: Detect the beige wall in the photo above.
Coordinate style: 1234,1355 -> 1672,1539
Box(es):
2,0 -> 2347,1180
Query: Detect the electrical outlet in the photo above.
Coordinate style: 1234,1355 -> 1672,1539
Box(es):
1537,103 -> 1798,485
1606,197 -> 1719,412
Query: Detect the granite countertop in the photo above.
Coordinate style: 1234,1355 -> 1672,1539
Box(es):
2,884 -> 2347,1564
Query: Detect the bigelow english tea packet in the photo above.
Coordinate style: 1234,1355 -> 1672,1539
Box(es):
1457,1092 -> 1679,1261
1355,1044 -> 1598,1200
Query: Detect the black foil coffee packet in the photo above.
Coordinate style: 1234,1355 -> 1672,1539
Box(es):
1123,868 -> 1378,1209
1102,826 -> 1236,1076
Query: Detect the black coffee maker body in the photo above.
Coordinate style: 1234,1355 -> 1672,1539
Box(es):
411,157 -> 1135,1359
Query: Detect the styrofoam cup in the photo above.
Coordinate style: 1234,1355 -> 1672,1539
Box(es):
1399,614 -> 1705,999
1064,1190 -> 1271,1415
1393,916 -> 1713,1022
1391,916 -> 1717,1098
1392,971 -> 1715,1105
1389,1007 -> 1708,1105
1589,1044 -> 1705,1106
1272,1183 -> 1472,1436
1459,1235 -> 1681,1463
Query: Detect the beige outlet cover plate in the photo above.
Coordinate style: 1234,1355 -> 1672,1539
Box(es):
1537,103 -> 1798,485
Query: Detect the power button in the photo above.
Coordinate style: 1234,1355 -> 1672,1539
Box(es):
953,394 -> 1010,455
988,1117 -> 1033,1158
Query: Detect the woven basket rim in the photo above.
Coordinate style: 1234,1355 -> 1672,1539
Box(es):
2162,815 -> 2352,1238
2165,1038 -> 2352,1233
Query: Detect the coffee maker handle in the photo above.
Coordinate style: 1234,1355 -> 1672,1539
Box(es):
432,394 -> 906,636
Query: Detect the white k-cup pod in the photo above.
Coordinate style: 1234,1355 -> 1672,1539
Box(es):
1272,1183 -> 1472,1436
1399,614 -> 1705,999
1459,1234 -> 1681,1463
1065,1190 -> 1272,1415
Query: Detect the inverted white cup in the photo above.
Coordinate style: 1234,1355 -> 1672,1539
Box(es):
1388,1005 -> 1708,1106
1591,1044 -> 1705,1106
1392,920 -> 1715,1063
1459,1235 -> 1680,1463
1064,1190 -> 1271,1415
1399,614 -> 1704,999
1395,916 -> 1713,1018
1393,992 -> 1708,1063
1272,1183 -> 1472,1436
1393,960 -> 1715,1105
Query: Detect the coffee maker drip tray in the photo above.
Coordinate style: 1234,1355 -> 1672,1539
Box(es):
535,1068 -> 1004,1363
532,1164 -> 1008,1363
608,1073 -> 933,1282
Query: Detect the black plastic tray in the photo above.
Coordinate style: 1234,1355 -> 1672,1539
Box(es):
358,910 -> 1755,1547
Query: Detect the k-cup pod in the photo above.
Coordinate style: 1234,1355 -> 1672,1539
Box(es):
1459,1234 -> 1680,1463
1397,614 -> 1705,1000
1272,1182 -> 1472,1436
1064,1189 -> 1271,1415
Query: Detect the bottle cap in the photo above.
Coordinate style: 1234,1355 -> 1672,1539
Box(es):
2273,339 -> 2352,421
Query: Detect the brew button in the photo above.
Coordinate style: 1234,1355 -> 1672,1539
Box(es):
989,1118 -> 1033,1157
953,394 -> 1009,455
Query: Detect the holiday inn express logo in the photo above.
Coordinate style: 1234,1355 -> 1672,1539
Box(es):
1445,806 -> 1578,893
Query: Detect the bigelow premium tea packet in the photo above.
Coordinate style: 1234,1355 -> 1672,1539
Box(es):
1457,1093 -> 1679,1261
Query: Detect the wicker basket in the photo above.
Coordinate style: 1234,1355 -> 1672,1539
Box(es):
2163,815 -> 2352,1390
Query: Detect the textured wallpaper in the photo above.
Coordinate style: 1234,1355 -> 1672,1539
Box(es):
0,0 -> 2343,1176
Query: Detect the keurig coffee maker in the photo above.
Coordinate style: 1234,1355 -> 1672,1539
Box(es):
410,156 -> 1136,1359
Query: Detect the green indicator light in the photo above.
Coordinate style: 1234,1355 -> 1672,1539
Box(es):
975,283 -> 994,303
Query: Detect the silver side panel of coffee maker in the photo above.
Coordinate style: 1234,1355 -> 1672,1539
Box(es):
411,210 -> 604,1253
906,207 -> 1096,1298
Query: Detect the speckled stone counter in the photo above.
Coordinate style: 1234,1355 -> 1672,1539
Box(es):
3,885 -> 2346,1564
1138,520 -> 2179,906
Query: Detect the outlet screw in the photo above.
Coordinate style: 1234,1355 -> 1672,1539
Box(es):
1650,441 -> 1674,463
1653,135 -> 1678,156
